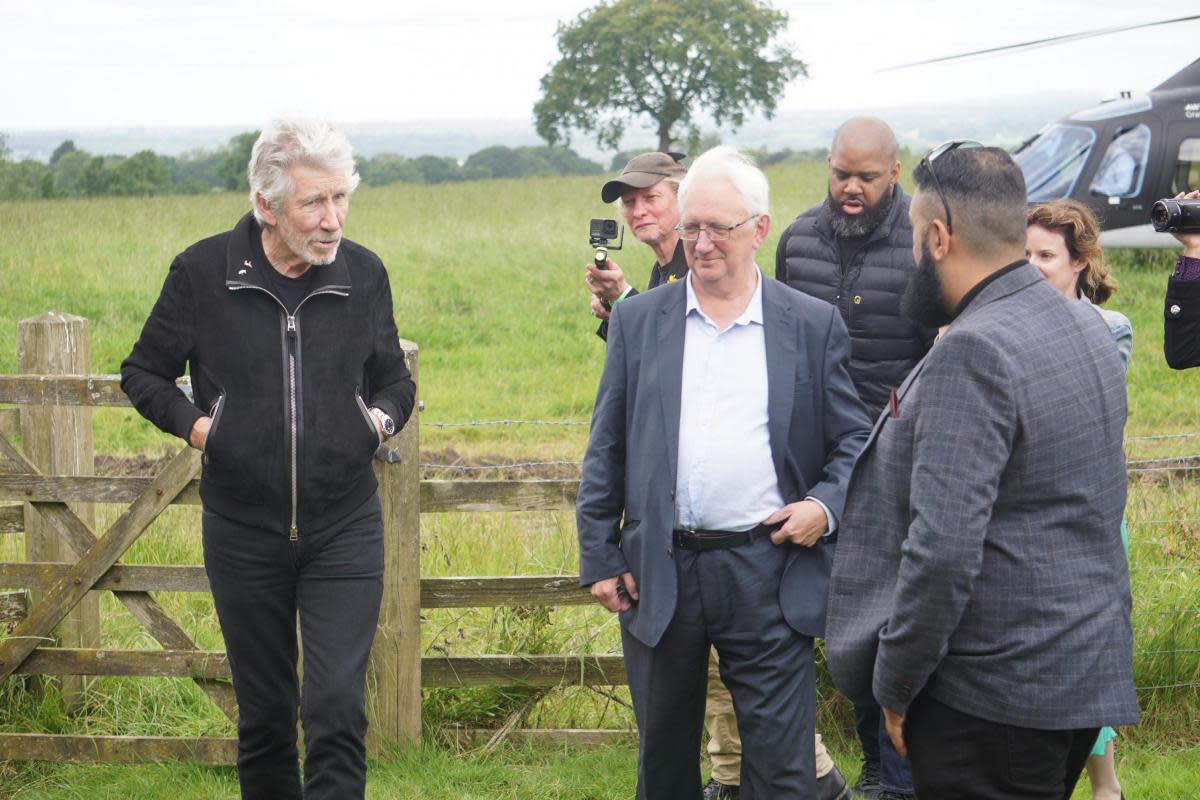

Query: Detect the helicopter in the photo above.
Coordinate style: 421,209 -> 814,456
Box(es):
888,16 -> 1200,247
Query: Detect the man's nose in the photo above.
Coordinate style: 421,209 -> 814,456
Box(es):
319,200 -> 342,229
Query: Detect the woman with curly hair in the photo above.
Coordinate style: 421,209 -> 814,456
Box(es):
1026,199 -> 1130,800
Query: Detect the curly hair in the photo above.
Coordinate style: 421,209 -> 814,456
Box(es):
1026,200 -> 1117,305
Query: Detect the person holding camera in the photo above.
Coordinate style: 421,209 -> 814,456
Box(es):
585,151 -> 690,339
1165,189 -> 1200,369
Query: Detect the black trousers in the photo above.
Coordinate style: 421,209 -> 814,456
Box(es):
621,536 -> 816,800
202,494 -> 384,800
906,692 -> 1099,800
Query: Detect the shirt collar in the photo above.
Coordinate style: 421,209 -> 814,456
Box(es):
685,267 -> 764,328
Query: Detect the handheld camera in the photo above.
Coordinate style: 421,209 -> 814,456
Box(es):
1151,198 -> 1200,233
589,218 -> 624,270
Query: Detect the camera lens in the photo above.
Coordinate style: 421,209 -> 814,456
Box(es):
1151,200 -> 1178,232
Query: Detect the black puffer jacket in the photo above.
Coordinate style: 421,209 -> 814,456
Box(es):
121,213 -> 416,537
775,188 -> 931,417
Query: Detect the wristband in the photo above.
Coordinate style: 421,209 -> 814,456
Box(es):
611,286 -> 634,306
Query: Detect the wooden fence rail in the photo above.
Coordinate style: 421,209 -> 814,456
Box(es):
0,313 -> 617,767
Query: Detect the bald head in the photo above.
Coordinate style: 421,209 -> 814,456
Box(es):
831,116 -> 899,163
826,116 -> 901,238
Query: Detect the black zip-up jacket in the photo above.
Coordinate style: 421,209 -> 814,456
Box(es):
775,187 -> 933,418
121,213 -> 416,536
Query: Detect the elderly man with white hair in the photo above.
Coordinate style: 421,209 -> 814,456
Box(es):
577,146 -> 871,799
121,118 -> 415,799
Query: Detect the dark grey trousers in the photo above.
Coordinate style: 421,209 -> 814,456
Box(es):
621,536 -> 816,800
202,494 -> 384,800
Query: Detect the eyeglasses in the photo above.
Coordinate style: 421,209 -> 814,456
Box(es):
676,215 -> 759,241
919,140 -> 983,235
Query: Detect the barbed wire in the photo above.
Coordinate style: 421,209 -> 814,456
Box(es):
1126,432 -> 1200,442
424,420 -> 589,428
421,460 -> 583,472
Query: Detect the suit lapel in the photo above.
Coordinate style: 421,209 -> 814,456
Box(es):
763,280 -> 797,480
656,284 -> 687,488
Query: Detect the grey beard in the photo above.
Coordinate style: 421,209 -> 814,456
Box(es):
826,187 -> 894,239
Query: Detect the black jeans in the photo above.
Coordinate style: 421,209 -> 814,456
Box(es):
621,536 -> 816,800
203,494 -> 384,800
906,692 -> 1098,800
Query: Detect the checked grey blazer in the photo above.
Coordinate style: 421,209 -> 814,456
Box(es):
826,261 -> 1140,730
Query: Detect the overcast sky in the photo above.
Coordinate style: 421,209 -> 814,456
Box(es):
2,1 -> 1196,131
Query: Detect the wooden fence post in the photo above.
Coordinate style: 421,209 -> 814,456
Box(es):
367,340 -> 421,752
17,312 -> 100,707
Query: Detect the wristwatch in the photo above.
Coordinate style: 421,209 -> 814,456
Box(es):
369,407 -> 396,438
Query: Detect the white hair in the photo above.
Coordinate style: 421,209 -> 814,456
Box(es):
677,146 -> 768,218
248,118 -> 361,224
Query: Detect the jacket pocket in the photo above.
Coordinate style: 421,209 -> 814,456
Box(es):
355,388 -> 381,448
201,390 -> 227,465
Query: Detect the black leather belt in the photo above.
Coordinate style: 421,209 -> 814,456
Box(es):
672,523 -> 777,552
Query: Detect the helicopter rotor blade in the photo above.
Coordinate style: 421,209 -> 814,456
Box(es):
880,15 -> 1200,72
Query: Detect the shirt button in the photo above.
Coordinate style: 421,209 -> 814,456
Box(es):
666,547 -> 674,558
1169,304 -> 1182,317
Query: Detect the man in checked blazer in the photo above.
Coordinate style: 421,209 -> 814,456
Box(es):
577,146 -> 871,799
825,144 -> 1139,800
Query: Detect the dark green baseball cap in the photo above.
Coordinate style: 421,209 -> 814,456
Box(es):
601,151 -> 687,203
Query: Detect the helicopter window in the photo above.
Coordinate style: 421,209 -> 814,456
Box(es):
1014,124 -> 1096,202
1089,124 -> 1150,198
1172,138 -> 1200,194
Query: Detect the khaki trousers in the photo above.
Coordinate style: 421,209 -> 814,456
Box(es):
706,647 -> 833,785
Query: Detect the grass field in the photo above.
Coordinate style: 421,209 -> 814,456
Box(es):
1,161 -> 1198,797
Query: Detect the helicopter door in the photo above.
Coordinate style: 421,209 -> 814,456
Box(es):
1086,121 -> 1159,230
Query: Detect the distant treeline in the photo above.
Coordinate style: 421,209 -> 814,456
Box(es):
0,131 -> 609,201
0,130 -> 836,202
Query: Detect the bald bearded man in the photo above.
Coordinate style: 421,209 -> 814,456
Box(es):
775,117 -> 930,800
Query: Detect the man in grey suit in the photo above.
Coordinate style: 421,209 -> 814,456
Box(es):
826,143 -> 1139,800
577,146 -> 871,799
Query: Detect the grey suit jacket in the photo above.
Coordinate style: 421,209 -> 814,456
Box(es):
577,274 -> 871,648
826,262 -> 1140,730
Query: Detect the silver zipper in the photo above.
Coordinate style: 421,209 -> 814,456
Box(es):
287,316 -> 299,541
228,281 -> 348,541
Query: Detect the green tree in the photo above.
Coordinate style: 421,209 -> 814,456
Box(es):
219,131 -> 259,192
534,0 -> 804,153
357,153 -> 423,186
0,159 -> 52,200
0,132 -> 10,160
52,149 -> 93,196
49,139 -> 77,166
413,155 -> 463,184
108,150 -> 171,195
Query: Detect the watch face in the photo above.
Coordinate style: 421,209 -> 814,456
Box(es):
383,417 -> 395,435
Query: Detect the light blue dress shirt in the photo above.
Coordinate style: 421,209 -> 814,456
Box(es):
674,269 -> 834,534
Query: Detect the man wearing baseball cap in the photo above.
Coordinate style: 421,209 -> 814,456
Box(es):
586,151 -> 690,339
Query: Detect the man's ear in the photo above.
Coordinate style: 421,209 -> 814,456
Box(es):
927,217 -> 952,261
255,192 -> 277,227
890,160 -> 901,187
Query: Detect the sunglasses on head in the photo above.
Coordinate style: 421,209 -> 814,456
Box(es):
919,140 -> 983,235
